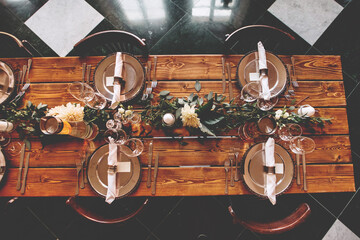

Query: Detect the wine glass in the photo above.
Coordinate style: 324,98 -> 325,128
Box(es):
0,132 -> 11,147
130,112 -> 141,124
119,138 -> 144,157
240,82 -> 261,103
104,129 -> 119,143
106,119 -> 122,131
67,82 -> 95,102
85,93 -> 107,110
115,129 -> 128,145
256,94 -> 278,111
5,141 -> 23,156
278,124 -> 302,142
289,136 -> 315,191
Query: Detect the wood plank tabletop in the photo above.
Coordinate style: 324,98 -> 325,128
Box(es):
0,55 -> 354,197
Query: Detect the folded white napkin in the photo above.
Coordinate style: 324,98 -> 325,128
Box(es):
264,137 -> 276,205
106,137 -> 117,204
258,42 -> 271,101
110,52 -> 123,109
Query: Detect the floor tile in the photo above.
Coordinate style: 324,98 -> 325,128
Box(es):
323,219 -> 360,240
253,11 -> 312,55
268,0 -> 343,45
150,13 -> 225,54
313,0 -> 360,83
1,0 -> 48,22
310,192 -> 355,218
338,189 -> 360,238
335,0 -> 353,8
25,0 -> 104,56
153,197 -> 244,240
0,4 -> 24,34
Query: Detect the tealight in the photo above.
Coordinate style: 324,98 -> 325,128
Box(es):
162,113 -> 175,126
298,105 -> 315,117
0,120 -> 13,132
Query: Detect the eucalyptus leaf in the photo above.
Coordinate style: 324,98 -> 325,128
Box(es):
188,93 -> 194,102
208,91 -> 213,100
198,98 -> 204,106
176,108 -> 182,119
178,98 -> 185,105
166,95 -> 174,100
289,106 -> 295,110
199,123 -> 216,136
160,90 -> 170,96
195,80 -> 201,92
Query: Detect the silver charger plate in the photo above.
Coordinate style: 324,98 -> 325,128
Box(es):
93,53 -> 145,103
236,51 -> 289,98
242,142 -> 294,197
0,61 -> 15,104
0,150 -> 6,183
87,144 -> 141,199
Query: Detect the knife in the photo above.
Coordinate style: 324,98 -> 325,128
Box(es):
146,140 -> 153,188
234,150 -> 239,181
20,153 -> 30,194
16,143 -> 25,190
151,152 -> 159,195
227,63 -> 233,100
25,59 -> 32,84
221,57 -> 226,93
296,154 -> 300,185
230,154 -> 234,187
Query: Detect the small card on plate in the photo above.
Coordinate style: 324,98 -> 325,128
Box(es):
275,163 -> 284,174
106,76 -> 114,86
249,72 -> 260,81
115,162 -> 131,172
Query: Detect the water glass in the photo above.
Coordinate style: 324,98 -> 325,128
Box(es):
240,82 -> 261,103
85,93 -> 107,110
256,94 -> 278,111
289,136 -> 315,154
278,124 -> 302,142
119,138 -> 144,157
68,82 -> 95,102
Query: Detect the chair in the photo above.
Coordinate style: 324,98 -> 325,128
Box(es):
69,30 -> 148,57
0,31 -> 40,58
228,202 -> 311,234
224,25 -> 296,54
66,196 -> 149,224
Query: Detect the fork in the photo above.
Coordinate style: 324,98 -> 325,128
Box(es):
291,57 -> 299,88
75,157 -> 82,196
224,159 -> 230,194
152,56 -> 158,88
141,66 -> 149,100
286,64 -> 295,96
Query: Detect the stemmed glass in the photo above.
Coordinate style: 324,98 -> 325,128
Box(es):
289,136 -> 315,191
278,123 -> 302,143
68,82 -> 107,110
256,93 -> 278,111
239,82 -> 261,103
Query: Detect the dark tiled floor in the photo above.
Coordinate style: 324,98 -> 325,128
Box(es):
0,0 -> 360,239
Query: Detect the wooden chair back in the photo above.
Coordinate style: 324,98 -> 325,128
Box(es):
66,196 -> 149,224
69,30 -> 148,57
224,25 -> 296,54
228,202 -> 311,234
0,31 -> 37,57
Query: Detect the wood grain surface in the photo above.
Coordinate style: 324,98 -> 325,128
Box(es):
0,54 -> 354,197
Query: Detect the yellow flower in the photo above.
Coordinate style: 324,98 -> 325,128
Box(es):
181,104 -> 201,128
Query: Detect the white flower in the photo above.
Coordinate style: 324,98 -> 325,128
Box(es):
125,110 -> 133,117
47,102 -> 84,121
283,112 -> 289,118
275,110 -> 283,115
118,108 -> 125,114
275,114 -> 281,120
180,103 -> 201,128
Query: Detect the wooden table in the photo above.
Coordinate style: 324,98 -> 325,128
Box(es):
0,55 -> 355,197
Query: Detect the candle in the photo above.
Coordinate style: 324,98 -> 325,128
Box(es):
163,113 -> 175,126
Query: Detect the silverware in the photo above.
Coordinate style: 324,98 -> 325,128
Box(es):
141,66 -> 149,100
16,143 -> 25,190
147,140 -> 153,188
80,143 -> 87,189
20,65 -> 27,88
286,64 -> 295,96
296,154 -> 301,185
230,154 -> 235,187
291,57 -> 299,88
81,62 -> 86,94
86,64 -> 91,84
226,63 -> 233,100
224,159 -> 230,194
151,152 -> 159,195
294,96 -> 310,107
151,56 -> 158,88
302,154 -> 307,191
221,57 -> 226,94
20,153 -> 30,194
25,59 -> 32,84
16,70 -> 22,93
234,149 -> 239,181
75,157 -> 82,196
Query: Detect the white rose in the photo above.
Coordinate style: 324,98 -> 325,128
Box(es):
125,110 -> 133,116
283,112 -> 289,118
275,109 -> 283,115
118,108 -> 125,114
275,114 -> 281,120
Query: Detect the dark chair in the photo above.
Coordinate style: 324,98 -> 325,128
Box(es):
69,30 -> 148,57
224,25 -> 296,54
228,202 -> 311,234
66,196 -> 149,224
0,31 -> 40,58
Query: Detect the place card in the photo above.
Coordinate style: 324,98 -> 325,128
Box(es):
115,162 -> 131,172
275,163 -> 284,174
106,76 -> 114,86
249,72 -> 260,81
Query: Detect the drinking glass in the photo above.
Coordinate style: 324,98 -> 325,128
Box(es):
106,119 -> 122,131
0,132 -> 11,147
119,138 -> 144,157
256,94 -> 278,111
85,93 -> 107,110
104,129 -> 119,143
67,82 -> 95,102
5,141 -> 23,156
115,129 -> 128,145
130,112 -> 141,124
278,124 -> 302,142
240,82 -> 261,103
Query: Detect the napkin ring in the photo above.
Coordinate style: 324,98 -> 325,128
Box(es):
263,166 -> 275,174
108,164 -> 117,173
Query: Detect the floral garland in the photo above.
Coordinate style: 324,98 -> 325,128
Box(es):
141,91 -> 332,136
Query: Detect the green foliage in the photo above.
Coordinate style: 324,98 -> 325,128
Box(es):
83,106 -> 110,130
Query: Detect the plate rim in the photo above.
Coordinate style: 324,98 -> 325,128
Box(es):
0,60 -> 16,104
